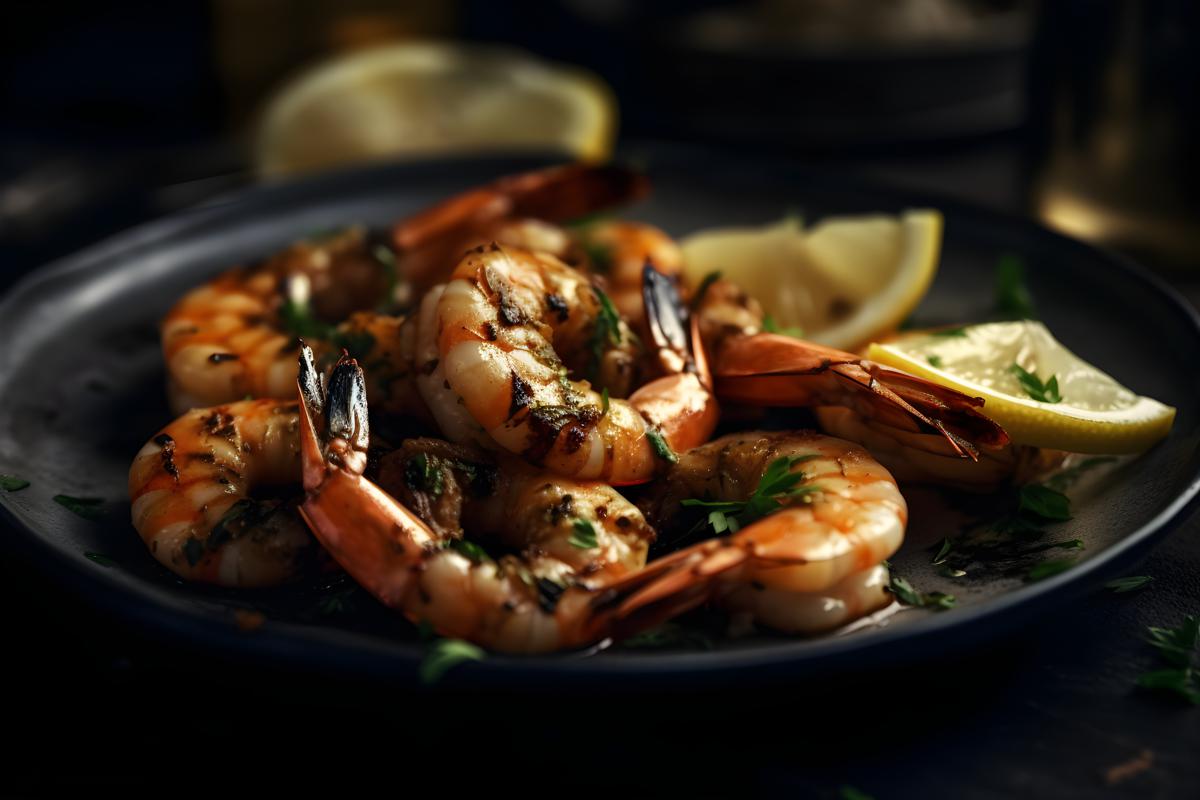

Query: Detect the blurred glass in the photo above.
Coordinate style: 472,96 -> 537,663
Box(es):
1028,0 -> 1200,268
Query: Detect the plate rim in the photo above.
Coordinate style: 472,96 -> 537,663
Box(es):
2,150 -> 1198,686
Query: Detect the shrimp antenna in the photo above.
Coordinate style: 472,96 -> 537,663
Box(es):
642,262 -> 693,374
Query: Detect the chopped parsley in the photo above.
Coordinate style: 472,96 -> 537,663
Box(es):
691,270 -> 722,310
419,638 -> 486,685
53,494 -> 104,520
569,518 -> 599,549
1106,575 -> 1155,594
931,326 -> 968,338
0,474 -> 30,491
600,387 -> 610,415
682,455 -> 820,535
1018,484 -> 1072,521
1136,615 -> 1200,705
620,621 -> 715,650
927,354 -> 944,368
1026,558 -> 1076,582
84,552 -> 114,567
995,254 -> 1036,319
1010,363 -> 1062,403
587,285 -> 623,382
762,315 -> 805,339
886,571 -> 956,611
449,539 -> 491,563
404,453 -> 444,497
646,428 -> 678,464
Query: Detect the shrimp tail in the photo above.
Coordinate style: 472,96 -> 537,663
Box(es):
392,163 -> 649,290
297,346 -> 434,608
712,333 -> 1008,458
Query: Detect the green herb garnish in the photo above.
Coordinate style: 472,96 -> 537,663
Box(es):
645,429 -> 678,464
587,285 -> 623,382
621,622 -> 715,650
1010,363 -> 1062,404
0,474 -> 30,492
995,254 -> 1036,319
568,518 -> 599,549
600,387 -> 610,415
931,326 -> 968,338
682,455 -> 820,535
1136,615 -> 1200,704
762,315 -> 805,339
84,552 -> 114,567
887,572 -> 956,610
373,244 -> 399,309
581,241 -> 614,273
1106,575 -> 1155,594
932,537 -> 954,565
927,354 -> 944,368
838,786 -> 876,800
450,539 -> 491,563
53,494 -> 104,520
1026,558 -> 1075,582
1018,484 -> 1072,520
691,270 -> 722,310
419,638 -> 486,685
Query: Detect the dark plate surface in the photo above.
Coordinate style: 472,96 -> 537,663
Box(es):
1,150 -> 1198,687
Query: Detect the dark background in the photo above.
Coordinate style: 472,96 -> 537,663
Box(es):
2,1 -> 1198,796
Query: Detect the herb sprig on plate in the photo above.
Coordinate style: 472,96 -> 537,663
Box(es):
681,454 -> 821,535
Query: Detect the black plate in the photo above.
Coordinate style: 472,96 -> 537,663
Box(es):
1,151 -> 1198,687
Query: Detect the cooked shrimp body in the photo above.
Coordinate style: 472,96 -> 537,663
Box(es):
376,438 -> 654,588
161,226 -> 391,413
296,347 -> 701,653
642,431 -> 906,599
576,220 -> 684,324
433,243 -> 718,484
720,563 -> 892,635
693,277 -> 1011,478
128,398 -> 313,586
392,163 -> 649,295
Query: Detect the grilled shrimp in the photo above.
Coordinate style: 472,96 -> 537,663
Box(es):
161,226 -> 394,413
128,398 -> 313,586
297,348 -> 704,653
692,277 -> 1014,486
576,220 -> 684,324
432,244 -> 718,484
392,163 -> 649,295
638,431 -> 905,633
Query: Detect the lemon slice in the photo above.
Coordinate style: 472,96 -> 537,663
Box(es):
867,321 -> 1175,453
680,210 -> 942,351
256,43 -> 616,177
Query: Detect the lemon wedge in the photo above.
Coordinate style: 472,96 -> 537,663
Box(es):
680,210 -> 942,351
867,321 -> 1175,453
256,43 -> 616,177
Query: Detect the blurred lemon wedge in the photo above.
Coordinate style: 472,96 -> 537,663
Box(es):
680,210 -> 942,351
256,43 -> 616,177
867,321 -> 1175,453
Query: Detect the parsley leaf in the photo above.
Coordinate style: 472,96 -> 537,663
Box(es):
587,285 -> 623,382
84,552 -> 114,567
762,315 -> 805,339
1136,615 -> 1200,704
930,326 -> 968,338
569,518 -> 599,549
995,254 -> 1036,319
1106,575 -> 1154,594
53,494 -> 104,520
1018,484 -> 1072,520
1009,363 -> 1062,403
646,429 -> 678,464
449,539 -> 491,563
621,621 -> 714,650
1026,558 -> 1075,582
419,638 -> 486,685
691,270 -> 722,310
600,387 -> 610,415
927,354 -> 944,368
682,455 -> 821,536
887,572 -> 956,610
0,474 -> 30,492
